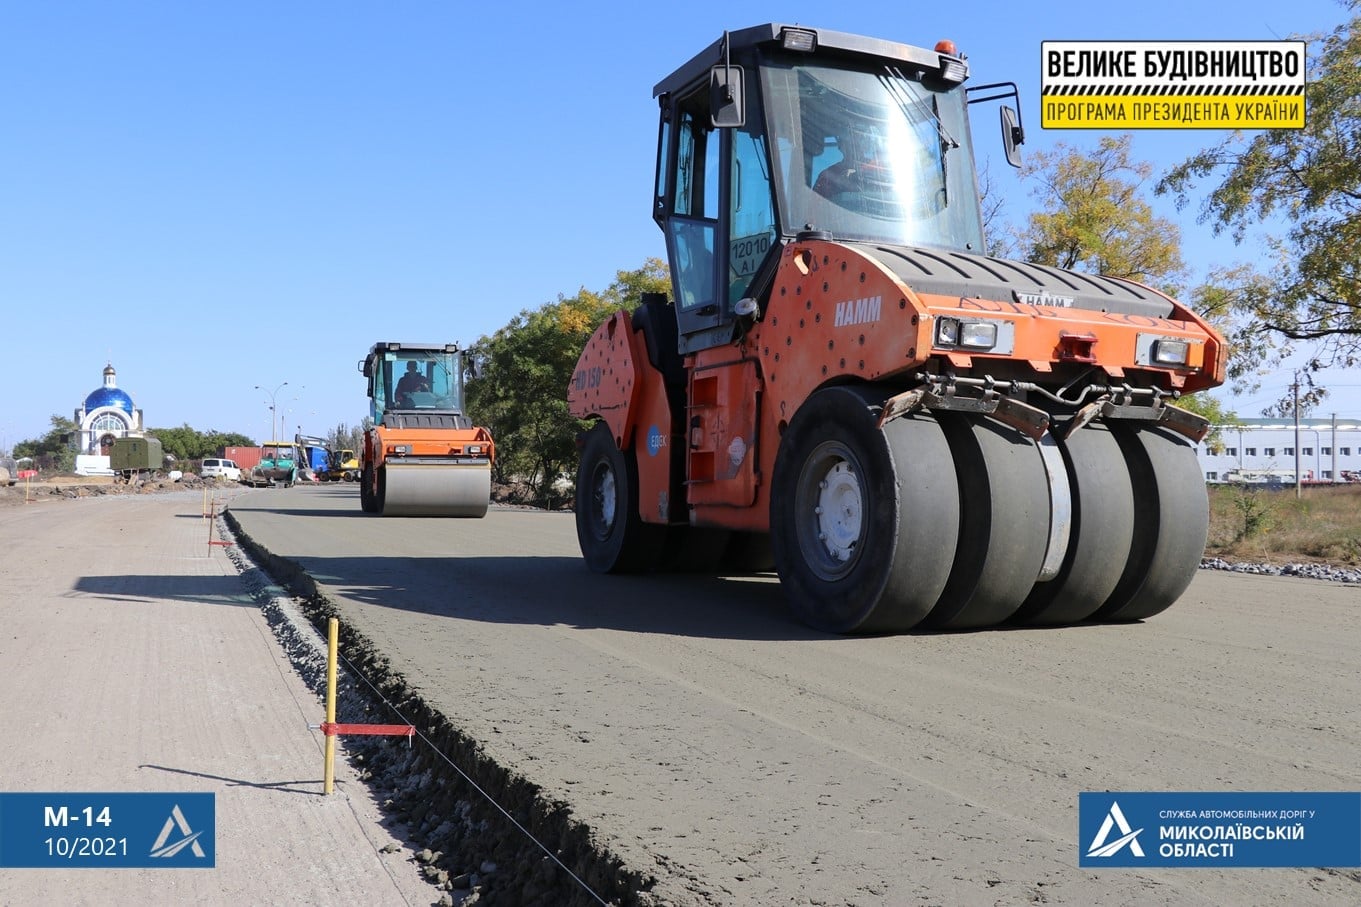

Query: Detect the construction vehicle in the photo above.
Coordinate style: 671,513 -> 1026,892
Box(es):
568,24 -> 1225,633
322,448 -> 360,482
358,342 -> 494,517
246,441 -> 301,487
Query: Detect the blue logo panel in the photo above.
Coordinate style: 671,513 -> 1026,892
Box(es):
0,792 -> 215,868
1079,792 -> 1360,868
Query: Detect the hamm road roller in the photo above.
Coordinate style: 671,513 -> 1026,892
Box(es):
359,341 -> 494,517
568,24 -> 1225,633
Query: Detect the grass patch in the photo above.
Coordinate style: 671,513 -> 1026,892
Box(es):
1207,483 -> 1361,565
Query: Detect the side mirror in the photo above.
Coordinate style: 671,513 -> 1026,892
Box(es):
710,64 -> 745,128
1001,106 -> 1024,168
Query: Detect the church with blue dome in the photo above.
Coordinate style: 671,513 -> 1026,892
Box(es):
73,363 -> 145,475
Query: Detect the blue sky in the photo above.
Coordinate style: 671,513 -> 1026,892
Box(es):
1,1 -> 1355,452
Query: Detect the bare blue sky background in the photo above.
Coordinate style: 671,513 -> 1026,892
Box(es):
1,1 -> 1355,452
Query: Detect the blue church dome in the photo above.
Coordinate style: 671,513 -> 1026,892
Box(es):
84,363 -> 134,415
84,386 -> 135,414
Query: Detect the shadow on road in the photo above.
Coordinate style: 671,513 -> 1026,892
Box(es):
248,549 -> 838,643
72,574 -> 257,607
139,763 -> 322,796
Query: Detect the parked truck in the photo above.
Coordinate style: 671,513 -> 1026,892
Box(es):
568,24 -> 1225,633
110,436 -> 165,483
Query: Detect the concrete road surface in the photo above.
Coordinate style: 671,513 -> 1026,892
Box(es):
0,489 -> 434,906
225,484 -> 1361,906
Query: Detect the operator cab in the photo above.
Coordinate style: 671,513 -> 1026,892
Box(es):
359,342 -> 468,424
652,24 -> 1020,352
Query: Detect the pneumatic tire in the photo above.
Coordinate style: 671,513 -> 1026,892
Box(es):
360,464 -> 378,513
576,422 -> 664,573
770,385 -> 959,634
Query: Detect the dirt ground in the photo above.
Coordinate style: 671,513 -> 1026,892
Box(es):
0,489 -> 442,906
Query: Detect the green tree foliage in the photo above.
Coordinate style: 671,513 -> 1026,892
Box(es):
148,425 -> 254,462
1018,134 -> 1186,290
466,259 -> 670,502
1158,9 -> 1361,408
13,415 -> 78,473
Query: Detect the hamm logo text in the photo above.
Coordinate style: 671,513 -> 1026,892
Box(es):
834,295 -> 882,327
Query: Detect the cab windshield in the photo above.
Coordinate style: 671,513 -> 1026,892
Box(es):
371,350 -> 465,422
763,58 -> 985,251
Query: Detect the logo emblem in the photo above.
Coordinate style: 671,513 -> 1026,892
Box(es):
150,805 -> 207,859
646,425 -> 666,457
1087,801 -> 1145,859
1014,289 -> 1075,308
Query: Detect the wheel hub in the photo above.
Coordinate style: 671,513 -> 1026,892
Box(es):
592,463 -> 617,538
816,461 -> 863,563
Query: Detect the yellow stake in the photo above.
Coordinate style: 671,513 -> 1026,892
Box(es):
324,617 -> 338,794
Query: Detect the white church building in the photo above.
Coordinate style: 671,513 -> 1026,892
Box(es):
73,363 -> 146,476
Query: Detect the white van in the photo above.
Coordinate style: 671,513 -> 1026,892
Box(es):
201,458 -> 242,482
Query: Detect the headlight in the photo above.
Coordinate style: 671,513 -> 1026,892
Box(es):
959,321 -> 999,350
466,445 -> 482,456
390,445 -> 408,455
936,317 -> 998,350
1152,339 -> 1190,366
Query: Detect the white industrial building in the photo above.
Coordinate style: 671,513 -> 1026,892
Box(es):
1196,418 -> 1361,484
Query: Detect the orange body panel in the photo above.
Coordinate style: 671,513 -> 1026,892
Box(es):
363,425 -> 494,473
569,239 -> 1225,535
568,311 -> 642,449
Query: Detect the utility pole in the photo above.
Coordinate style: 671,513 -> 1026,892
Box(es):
1293,370 -> 1301,500
256,382 -> 288,444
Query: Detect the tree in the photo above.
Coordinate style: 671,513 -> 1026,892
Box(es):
1017,134 -> 1186,291
466,259 -> 670,503
1158,9 -> 1361,406
13,415 -> 78,473
147,425 -> 254,462
325,422 -> 366,456
1012,134 -> 1236,424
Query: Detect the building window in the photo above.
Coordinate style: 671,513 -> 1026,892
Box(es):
1245,447 -> 1257,456
1322,446 -> 1332,455
1343,447 -> 1353,456
1284,447 -> 1294,455
1323,471 -> 1333,479
1303,447 -> 1313,456
1264,447 -> 1276,456
1206,471 -> 1218,481
1226,447 -> 1238,456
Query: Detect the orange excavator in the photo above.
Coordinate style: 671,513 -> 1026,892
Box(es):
359,342 -> 494,517
568,24 -> 1224,633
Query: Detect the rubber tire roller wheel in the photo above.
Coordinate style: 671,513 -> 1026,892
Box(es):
922,415 -> 1051,630
770,385 -> 960,634
1092,424 -> 1209,622
576,422 -> 664,573
1012,422 -> 1135,625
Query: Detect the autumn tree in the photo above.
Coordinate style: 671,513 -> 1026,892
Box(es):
1158,8 -> 1361,412
1012,134 -> 1239,427
1017,133 -> 1186,290
466,259 -> 671,503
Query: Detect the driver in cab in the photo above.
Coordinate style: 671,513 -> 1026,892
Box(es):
395,361 -> 430,406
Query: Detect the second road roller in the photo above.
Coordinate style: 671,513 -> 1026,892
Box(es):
358,341 -> 494,517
